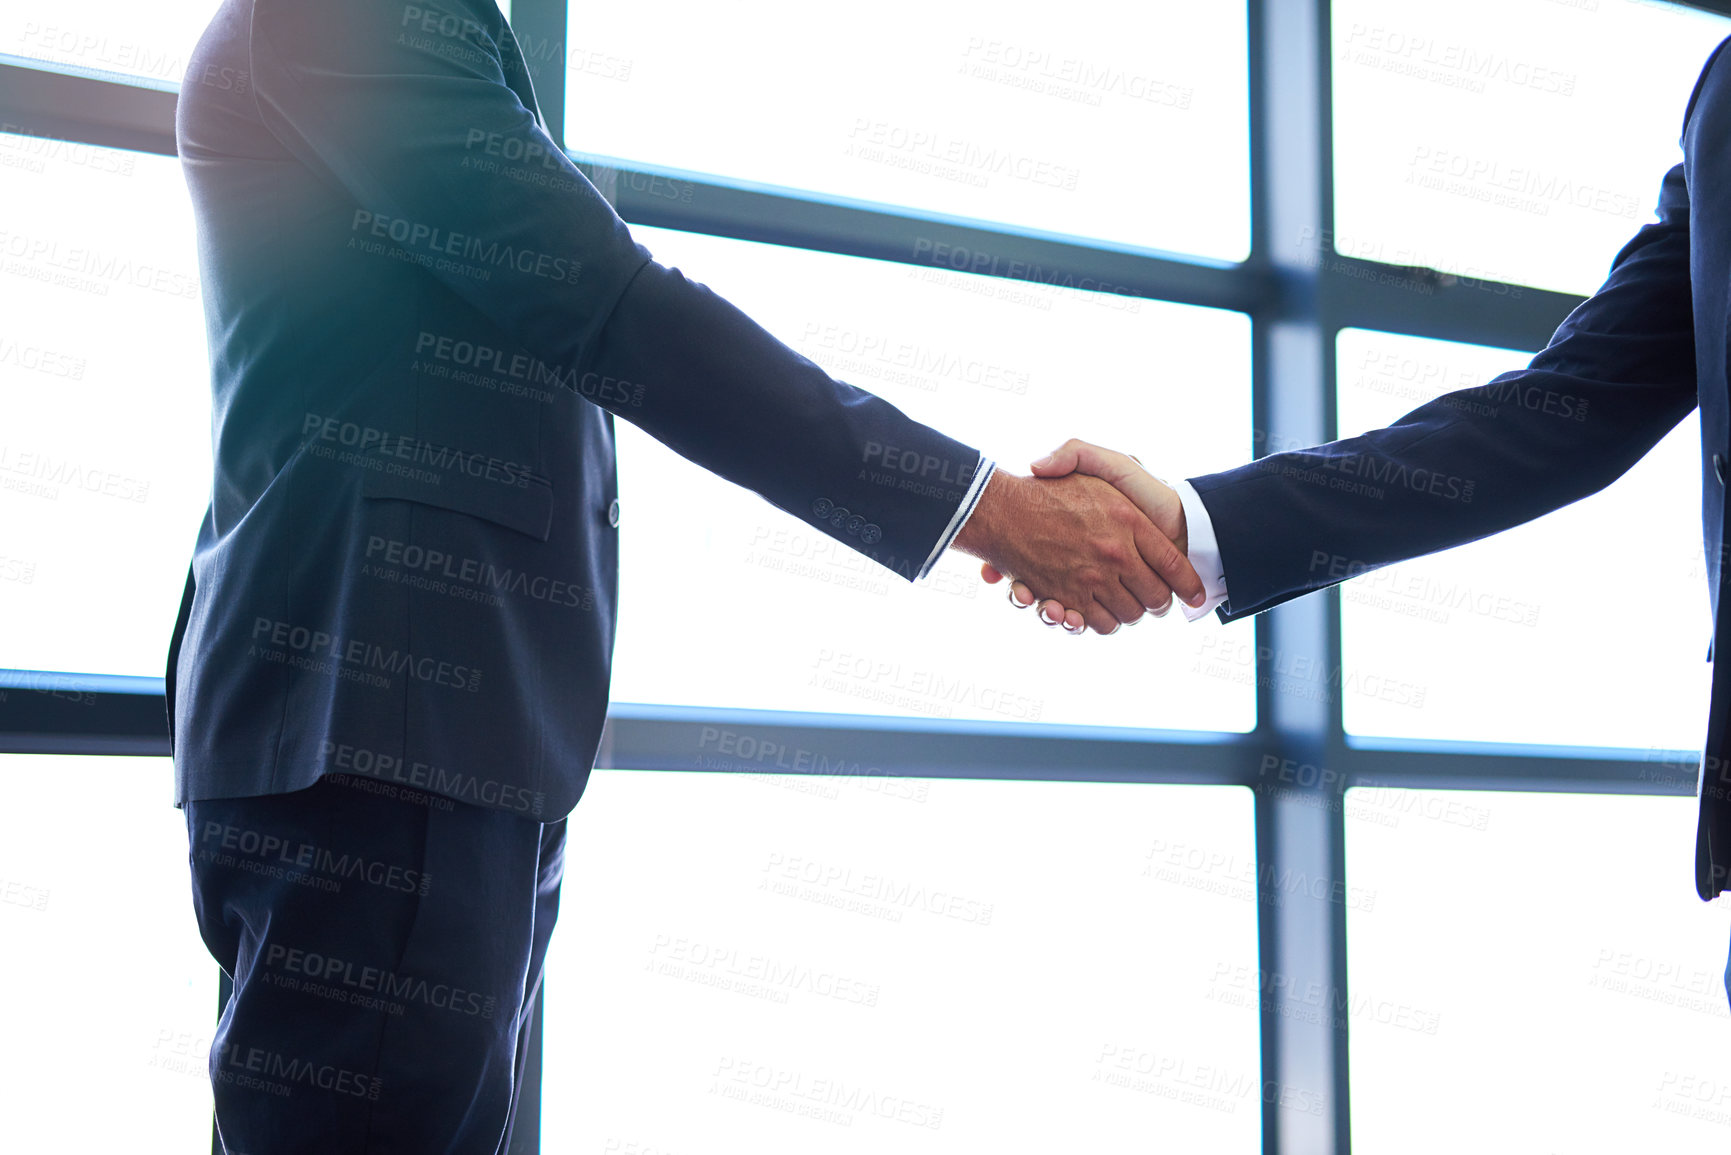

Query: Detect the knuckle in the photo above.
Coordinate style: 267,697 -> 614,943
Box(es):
1098,542 -> 1132,569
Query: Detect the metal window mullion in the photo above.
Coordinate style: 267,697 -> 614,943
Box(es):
1248,0 -> 1353,1153
598,707 -> 1261,785
0,53 -> 175,154
589,161 -> 1270,316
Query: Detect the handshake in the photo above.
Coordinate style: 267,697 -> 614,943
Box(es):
953,438 -> 1204,635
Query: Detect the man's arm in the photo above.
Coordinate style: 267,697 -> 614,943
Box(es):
249,0 -> 1198,623
1010,161 -> 1698,624
1194,162 -> 1695,621
578,258 -> 1201,623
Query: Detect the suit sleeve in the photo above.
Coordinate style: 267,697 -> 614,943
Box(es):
1189,161 -> 1700,621
249,0 -> 988,581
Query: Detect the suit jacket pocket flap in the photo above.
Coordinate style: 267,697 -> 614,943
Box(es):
362,463 -> 555,541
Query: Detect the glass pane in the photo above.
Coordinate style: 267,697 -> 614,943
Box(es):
1336,329 -> 1708,750
612,225 -> 1255,733
0,754 -> 217,1151
558,2 -> 1250,260
1347,787 -> 1731,1154
542,771 -> 1259,1152
1,2 -> 224,88
0,134 -> 213,682
1332,0 -> 1731,295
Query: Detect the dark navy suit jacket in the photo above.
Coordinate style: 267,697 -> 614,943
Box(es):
165,0 -> 988,820
1190,37 -> 1731,900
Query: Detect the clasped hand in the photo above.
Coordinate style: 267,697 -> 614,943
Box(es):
952,439 -> 1200,636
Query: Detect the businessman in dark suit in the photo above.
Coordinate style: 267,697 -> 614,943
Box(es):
167,1 -> 1202,1151
995,33 -> 1731,958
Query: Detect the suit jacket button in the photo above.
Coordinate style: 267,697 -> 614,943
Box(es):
608,498 -> 621,528
1717,454 -> 1727,485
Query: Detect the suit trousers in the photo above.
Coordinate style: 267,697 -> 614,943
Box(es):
184,772 -> 566,1154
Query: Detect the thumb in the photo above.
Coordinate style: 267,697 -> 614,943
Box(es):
1029,437 -> 1087,477
1033,439 -> 1140,483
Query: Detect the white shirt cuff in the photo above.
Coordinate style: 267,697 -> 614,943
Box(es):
1173,478 -> 1229,621
917,456 -> 996,581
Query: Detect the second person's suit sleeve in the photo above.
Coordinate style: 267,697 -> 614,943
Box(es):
1190,161 -> 1700,621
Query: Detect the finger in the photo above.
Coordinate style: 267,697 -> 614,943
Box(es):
1118,566 -> 1174,617
1131,520 -> 1206,609
1110,471 -> 1184,549
1036,597 -> 1075,624
1064,607 -> 1086,632
1080,598 -> 1121,636
1092,575 -> 1146,629
980,562 -> 1005,585
1010,581 -> 1037,608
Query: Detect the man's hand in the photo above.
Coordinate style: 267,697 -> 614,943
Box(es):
976,440 -> 1196,633
953,464 -> 1202,636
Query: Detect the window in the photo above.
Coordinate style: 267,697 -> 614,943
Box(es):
0,754 -> 217,1152
559,1 -> 1250,260
0,133 -> 212,686
1332,0 -> 1731,295
542,770 -> 1259,1151
1346,787 -> 1731,1153
1334,329 -> 1708,751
